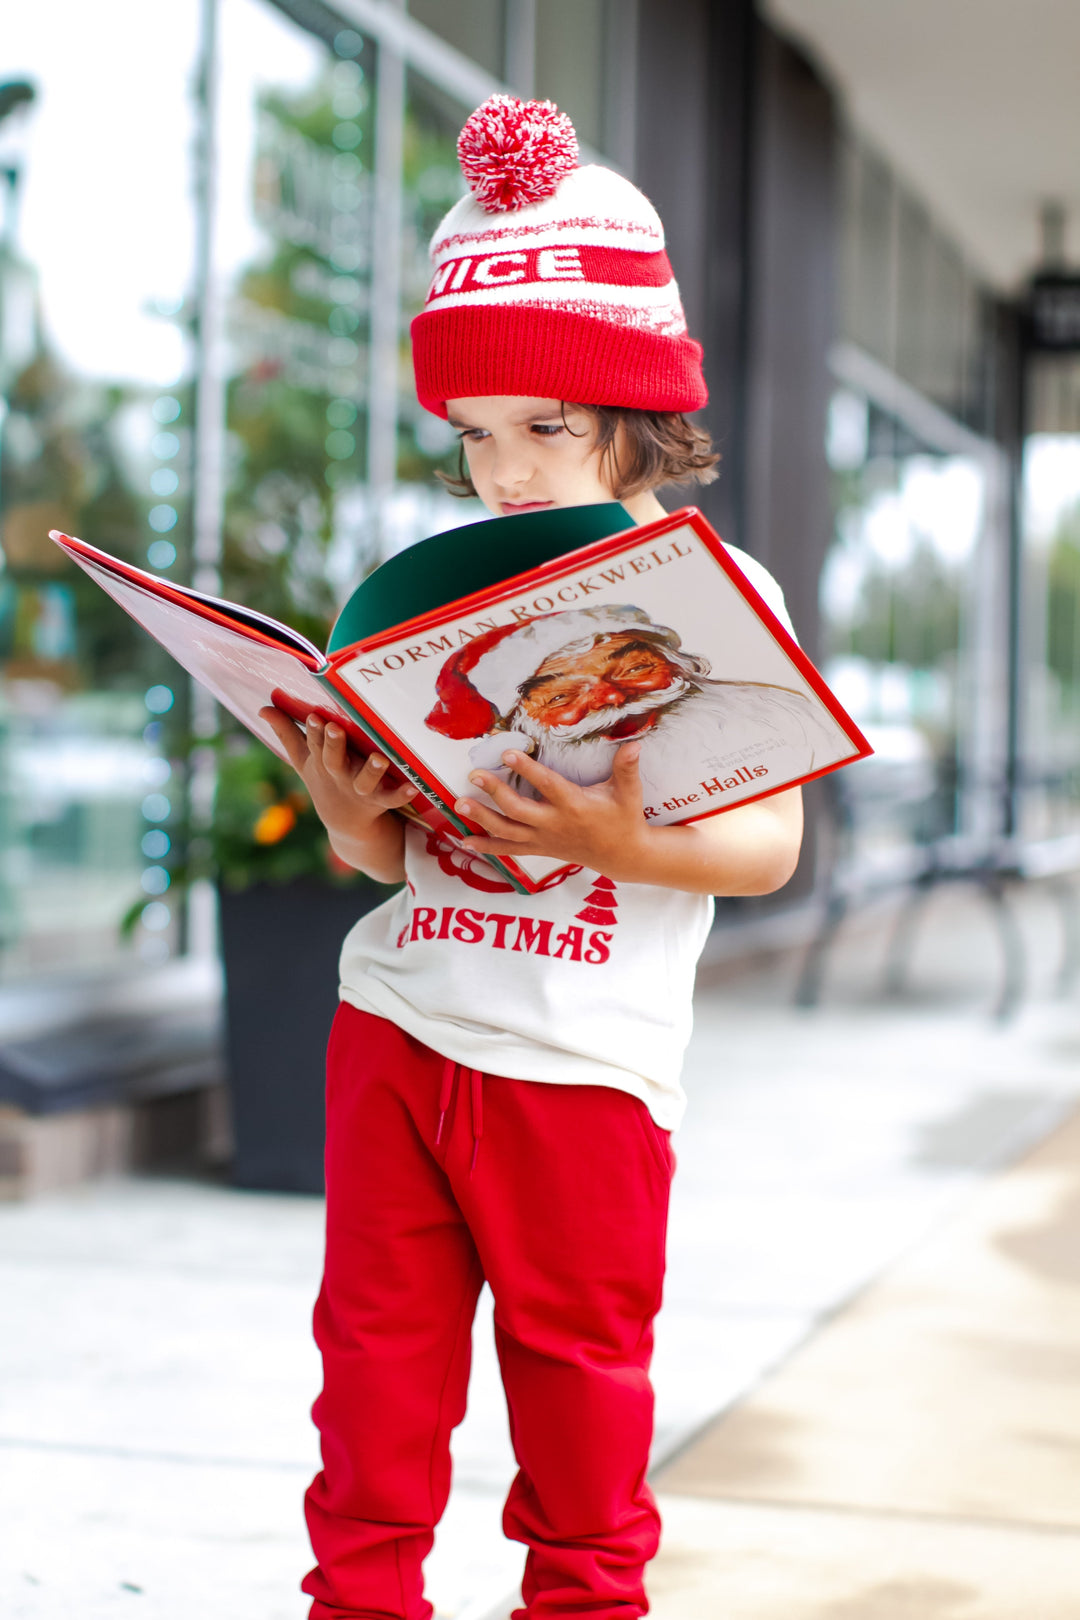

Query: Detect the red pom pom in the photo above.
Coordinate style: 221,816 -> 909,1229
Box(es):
457,95 -> 578,214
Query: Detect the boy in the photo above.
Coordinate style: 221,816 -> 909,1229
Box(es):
263,97 -> 802,1620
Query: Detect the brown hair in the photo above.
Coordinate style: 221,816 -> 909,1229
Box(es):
436,405 -> 720,500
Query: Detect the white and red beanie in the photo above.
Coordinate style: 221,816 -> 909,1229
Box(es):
425,605 -> 672,738
411,96 -> 707,417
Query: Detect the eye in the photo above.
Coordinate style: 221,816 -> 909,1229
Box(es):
530,423 -> 564,438
455,427 -> 489,442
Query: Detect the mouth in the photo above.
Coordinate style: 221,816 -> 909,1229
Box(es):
500,500 -> 554,515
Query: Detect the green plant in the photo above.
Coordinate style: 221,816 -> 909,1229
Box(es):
120,729 -> 372,938
209,732 -> 368,890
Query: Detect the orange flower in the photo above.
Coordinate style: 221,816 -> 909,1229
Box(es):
253,801 -> 297,844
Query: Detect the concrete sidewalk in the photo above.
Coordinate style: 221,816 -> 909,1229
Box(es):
650,1101 -> 1080,1619
2,883 -> 1079,1618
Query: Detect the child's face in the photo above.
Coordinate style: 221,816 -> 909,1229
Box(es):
445,396 -> 616,516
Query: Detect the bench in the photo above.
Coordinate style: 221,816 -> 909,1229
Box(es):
0,959 -> 226,1198
795,740 -> 1080,1018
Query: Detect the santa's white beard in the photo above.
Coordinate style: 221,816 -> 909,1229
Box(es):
512,683 -> 688,790
514,722 -> 621,790
510,679 -> 842,797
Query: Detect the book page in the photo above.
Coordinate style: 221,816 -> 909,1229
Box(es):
73,563 -> 362,760
328,517 -> 866,884
53,532 -> 326,661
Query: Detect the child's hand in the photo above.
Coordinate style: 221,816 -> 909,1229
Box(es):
455,742 -> 649,881
259,706 -> 416,881
457,742 -> 804,895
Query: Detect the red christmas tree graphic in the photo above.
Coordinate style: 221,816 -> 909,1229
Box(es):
575,875 -> 619,927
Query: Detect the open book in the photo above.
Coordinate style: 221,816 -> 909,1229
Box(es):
52,504 -> 870,894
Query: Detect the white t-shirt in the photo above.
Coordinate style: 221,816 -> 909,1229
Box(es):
338,547 -> 794,1131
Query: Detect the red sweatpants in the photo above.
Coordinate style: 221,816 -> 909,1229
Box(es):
303,1004 -> 674,1620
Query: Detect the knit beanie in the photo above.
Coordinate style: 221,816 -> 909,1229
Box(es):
410,96 -> 707,418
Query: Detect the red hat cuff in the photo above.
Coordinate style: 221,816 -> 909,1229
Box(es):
412,305 -> 707,417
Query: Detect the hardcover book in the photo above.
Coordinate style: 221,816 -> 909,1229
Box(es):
51,504 -> 871,894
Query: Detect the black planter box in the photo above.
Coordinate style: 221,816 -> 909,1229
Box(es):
218,878 -> 392,1194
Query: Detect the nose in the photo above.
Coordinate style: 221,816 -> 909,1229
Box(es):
541,675 -> 627,727
491,443 -> 534,493
585,677 -> 625,711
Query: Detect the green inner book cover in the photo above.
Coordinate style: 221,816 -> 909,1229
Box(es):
327,502 -> 632,654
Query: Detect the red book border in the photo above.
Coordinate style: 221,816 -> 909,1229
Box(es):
327,505 -> 871,760
325,505 -> 871,787
323,505 -> 872,878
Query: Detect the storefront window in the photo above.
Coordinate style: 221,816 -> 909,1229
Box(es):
395,71 -> 482,545
0,1 -> 200,976
0,0 -> 626,986
820,390 -> 988,853
218,0 -> 372,624
838,132 -> 989,433
1021,423 -> 1080,839
534,0 -> 608,150
217,13 -> 478,595
406,0 -> 506,81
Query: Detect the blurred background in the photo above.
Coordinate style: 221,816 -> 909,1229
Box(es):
2,4 -> 1080,1617
1,0 -> 1078,1059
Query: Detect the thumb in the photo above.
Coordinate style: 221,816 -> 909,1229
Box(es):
260,706 -> 309,773
611,738 -> 643,798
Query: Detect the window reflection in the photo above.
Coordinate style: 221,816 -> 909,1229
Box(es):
1023,427 -> 1080,840
220,6 -> 372,629
0,2 -> 199,975
838,132 -> 988,433
821,394 -> 986,853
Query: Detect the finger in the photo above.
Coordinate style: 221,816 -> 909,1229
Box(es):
495,748 -> 574,804
610,739 -> 644,803
260,706 -> 309,772
465,769 -> 546,824
302,714 -> 337,777
353,750 -> 391,793
303,712 -> 325,756
321,721 -> 349,774
378,778 -> 421,809
355,753 -> 419,806
454,796 -> 535,844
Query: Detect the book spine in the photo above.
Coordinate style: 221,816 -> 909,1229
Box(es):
314,673 -> 529,895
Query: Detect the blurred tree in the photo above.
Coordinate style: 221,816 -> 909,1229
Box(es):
1,338 -> 158,688
222,55 -> 374,647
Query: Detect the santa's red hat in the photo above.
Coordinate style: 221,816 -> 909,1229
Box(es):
411,95 -> 707,417
424,605 -> 661,739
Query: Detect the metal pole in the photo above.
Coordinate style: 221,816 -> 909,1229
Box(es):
187,0 -> 225,961
505,0 -> 537,98
1004,330 -> 1028,839
366,2 -> 405,566
192,0 -> 227,598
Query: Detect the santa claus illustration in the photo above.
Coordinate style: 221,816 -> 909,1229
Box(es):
423,604 -> 840,802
